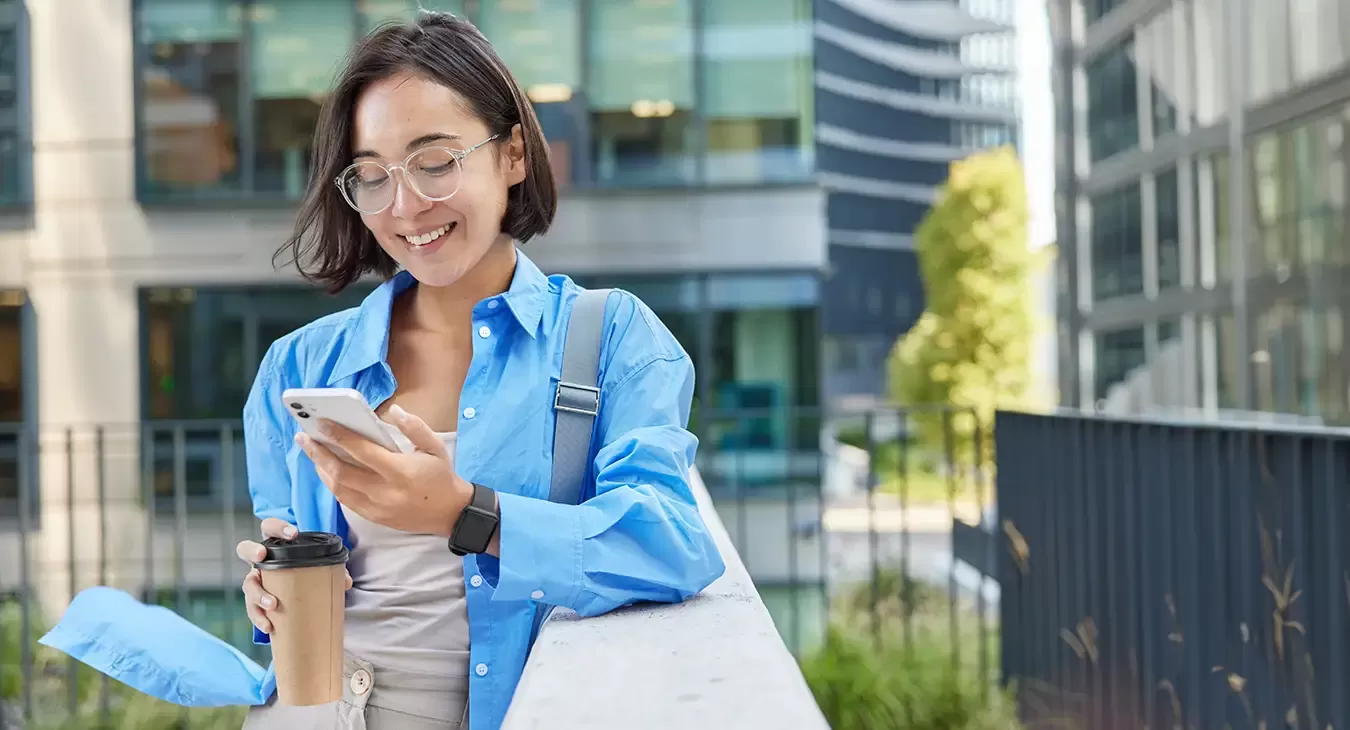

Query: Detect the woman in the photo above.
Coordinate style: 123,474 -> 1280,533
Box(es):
234,11 -> 724,730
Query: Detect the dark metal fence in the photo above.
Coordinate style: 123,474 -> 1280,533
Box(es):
0,409 -> 1001,728
995,409 -> 1350,730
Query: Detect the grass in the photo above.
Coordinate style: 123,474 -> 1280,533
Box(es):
800,568 -> 1019,729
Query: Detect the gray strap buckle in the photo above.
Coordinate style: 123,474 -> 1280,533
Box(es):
555,382 -> 601,417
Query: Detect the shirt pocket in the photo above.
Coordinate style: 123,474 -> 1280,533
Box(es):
465,386 -> 554,501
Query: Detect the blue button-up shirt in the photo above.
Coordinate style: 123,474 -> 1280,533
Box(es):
40,250 -> 726,729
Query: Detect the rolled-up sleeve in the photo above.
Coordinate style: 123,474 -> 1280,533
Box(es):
492,296 -> 726,617
242,344 -> 298,645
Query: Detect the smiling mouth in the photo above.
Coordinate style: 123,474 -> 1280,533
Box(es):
402,223 -> 455,247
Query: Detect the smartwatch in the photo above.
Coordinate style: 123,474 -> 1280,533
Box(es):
449,483 -> 500,556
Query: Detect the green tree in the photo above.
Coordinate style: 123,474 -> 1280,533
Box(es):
888,146 -> 1046,467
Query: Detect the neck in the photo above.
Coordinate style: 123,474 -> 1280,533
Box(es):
407,236 -> 517,334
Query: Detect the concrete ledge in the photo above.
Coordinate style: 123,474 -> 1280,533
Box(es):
500,467 -> 830,730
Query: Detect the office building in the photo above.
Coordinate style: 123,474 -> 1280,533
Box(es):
1050,0 -> 1350,422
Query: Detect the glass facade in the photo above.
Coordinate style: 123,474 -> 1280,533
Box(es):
1094,326 -> 1146,401
138,272 -> 821,507
1089,183 -> 1143,300
1083,0 -> 1128,25
1086,41 -> 1139,163
0,0 -> 28,205
1067,4 -> 1350,422
135,0 -> 814,201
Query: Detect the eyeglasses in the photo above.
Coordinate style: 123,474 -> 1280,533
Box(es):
335,134 -> 500,215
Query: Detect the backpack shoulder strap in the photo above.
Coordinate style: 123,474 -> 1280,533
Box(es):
548,287 -> 613,506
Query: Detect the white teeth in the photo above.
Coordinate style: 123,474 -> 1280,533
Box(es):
403,224 -> 450,246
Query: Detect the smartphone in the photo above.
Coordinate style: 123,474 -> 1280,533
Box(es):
280,387 -> 404,460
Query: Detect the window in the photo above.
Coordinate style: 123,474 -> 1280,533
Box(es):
360,0 -> 463,34
1083,0 -> 1126,25
1191,0 -> 1228,126
0,290 -> 23,512
1094,327 -> 1146,401
250,1 -> 357,198
136,0 -> 817,197
1086,42 -> 1139,162
137,0 -> 461,201
700,0 -> 813,183
0,290 -> 20,423
1156,167 -> 1181,290
0,0 -> 27,206
1090,184 -> 1143,300
139,0 -> 245,199
588,0 -> 696,186
1139,3 -> 1185,137
478,0 -> 583,188
1246,0 -> 1293,104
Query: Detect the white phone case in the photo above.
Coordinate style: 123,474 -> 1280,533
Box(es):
280,387 -> 405,457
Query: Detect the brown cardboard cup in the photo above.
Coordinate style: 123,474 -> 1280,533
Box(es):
254,531 -> 349,706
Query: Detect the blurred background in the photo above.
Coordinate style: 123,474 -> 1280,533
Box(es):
4,0 -> 1350,728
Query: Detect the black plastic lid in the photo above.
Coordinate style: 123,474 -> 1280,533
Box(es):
254,531 -> 349,571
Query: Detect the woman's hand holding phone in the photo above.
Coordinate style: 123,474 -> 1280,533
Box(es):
297,403 -> 476,537
235,517 -> 354,635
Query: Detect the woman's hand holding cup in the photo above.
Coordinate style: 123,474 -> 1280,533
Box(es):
236,517 -> 354,634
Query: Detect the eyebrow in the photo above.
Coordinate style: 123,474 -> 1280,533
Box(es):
352,133 -> 462,160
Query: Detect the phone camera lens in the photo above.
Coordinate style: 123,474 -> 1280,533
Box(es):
297,412 -> 310,419
289,402 -> 303,409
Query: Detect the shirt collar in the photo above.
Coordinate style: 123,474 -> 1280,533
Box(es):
327,249 -> 550,385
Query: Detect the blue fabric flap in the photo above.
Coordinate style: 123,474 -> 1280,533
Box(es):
38,586 -> 268,708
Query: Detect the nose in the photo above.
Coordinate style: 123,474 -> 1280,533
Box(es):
389,169 -> 432,220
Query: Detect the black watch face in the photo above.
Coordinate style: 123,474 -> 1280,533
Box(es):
453,506 -> 498,554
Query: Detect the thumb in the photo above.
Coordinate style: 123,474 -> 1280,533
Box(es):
385,404 -> 447,456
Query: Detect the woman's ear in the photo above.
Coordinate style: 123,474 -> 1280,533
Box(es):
505,124 -> 527,187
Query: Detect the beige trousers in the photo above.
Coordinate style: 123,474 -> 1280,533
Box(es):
242,653 -> 469,730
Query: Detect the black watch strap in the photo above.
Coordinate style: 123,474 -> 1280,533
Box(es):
448,483 -> 499,556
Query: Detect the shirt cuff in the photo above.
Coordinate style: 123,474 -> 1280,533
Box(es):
493,491 -> 585,607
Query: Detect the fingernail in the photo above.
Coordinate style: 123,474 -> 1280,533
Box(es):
284,525 -> 298,538
293,432 -> 304,446
390,404 -> 408,420
260,596 -> 275,609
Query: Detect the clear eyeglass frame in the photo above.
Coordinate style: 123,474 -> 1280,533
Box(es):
335,133 -> 501,215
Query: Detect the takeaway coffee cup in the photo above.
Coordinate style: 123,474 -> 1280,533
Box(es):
254,531 -> 350,706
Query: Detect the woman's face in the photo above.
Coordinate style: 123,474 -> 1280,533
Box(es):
349,72 -> 526,288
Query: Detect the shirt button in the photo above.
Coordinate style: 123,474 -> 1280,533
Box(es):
470,575 -> 483,588
487,300 -> 499,309
475,663 -> 489,677
530,589 -> 544,600
477,325 -> 491,338
350,669 -> 372,696
463,407 -> 476,419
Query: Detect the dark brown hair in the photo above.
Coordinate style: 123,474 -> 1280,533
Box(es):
275,11 -> 557,294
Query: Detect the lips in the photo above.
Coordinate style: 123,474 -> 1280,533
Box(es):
402,222 -> 455,247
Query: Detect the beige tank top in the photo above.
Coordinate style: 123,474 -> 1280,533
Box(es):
340,424 -> 471,683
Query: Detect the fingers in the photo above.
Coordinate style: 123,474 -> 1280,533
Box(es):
384,404 -> 446,455
312,421 -> 397,472
261,517 -> 299,540
236,539 -> 266,565
343,569 -> 353,591
242,568 -> 275,634
298,433 -> 381,504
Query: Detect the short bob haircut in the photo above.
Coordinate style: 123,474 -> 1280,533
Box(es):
275,11 -> 558,294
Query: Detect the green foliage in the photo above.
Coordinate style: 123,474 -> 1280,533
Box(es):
801,569 -> 1016,728
1,601 -> 247,730
801,626 -> 1019,730
800,570 -> 1021,729
888,146 -> 1047,464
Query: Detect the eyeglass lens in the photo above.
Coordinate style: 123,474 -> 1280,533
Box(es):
340,147 -> 463,214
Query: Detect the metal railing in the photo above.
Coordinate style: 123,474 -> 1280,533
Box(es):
0,408 -> 1001,728
994,409 -> 1350,729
